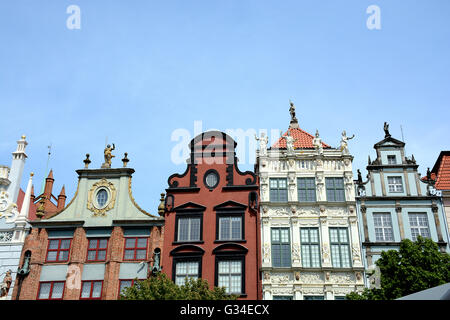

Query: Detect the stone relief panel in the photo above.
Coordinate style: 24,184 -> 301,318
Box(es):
329,272 -> 356,284
271,273 -> 294,284
299,272 -> 324,284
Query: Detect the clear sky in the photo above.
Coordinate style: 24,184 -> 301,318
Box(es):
1,0 -> 449,214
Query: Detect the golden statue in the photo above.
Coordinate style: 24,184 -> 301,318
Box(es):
103,143 -> 115,167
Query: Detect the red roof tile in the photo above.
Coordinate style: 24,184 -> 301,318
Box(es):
272,128 -> 331,149
435,155 -> 450,190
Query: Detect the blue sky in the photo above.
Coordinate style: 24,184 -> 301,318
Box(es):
1,0 -> 449,213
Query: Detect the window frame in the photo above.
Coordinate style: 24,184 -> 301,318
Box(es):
373,213 -> 394,242
45,238 -> 72,263
387,176 -> 404,193
123,236 -> 148,261
325,177 -> 345,202
80,280 -> 103,300
300,227 -> 321,268
118,279 -> 145,297
329,227 -> 352,268
86,238 -> 109,262
37,281 -> 65,300
172,256 -> 202,286
408,213 -> 431,241
271,227 -> 291,268
174,212 -> 204,243
215,211 -> 245,242
387,155 -> 397,165
269,178 -> 288,202
297,177 -> 317,202
214,254 -> 245,296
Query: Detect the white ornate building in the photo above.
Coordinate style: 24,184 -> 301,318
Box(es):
256,103 -> 365,300
0,136 -> 32,300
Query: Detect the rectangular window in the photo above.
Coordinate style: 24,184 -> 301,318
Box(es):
304,296 -> 324,300
373,213 -> 394,242
218,215 -> 242,241
300,228 -> 321,268
325,178 -> 345,202
273,296 -> 293,300
270,178 -> 288,202
46,239 -> 71,262
123,237 -> 148,261
177,216 -> 201,242
387,155 -> 397,164
119,279 -> 135,296
175,261 -> 200,286
80,280 -> 103,300
329,228 -> 351,268
409,213 -> 431,241
298,178 -> 316,202
271,228 -> 291,267
217,260 -> 242,294
387,176 -> 403,193
37,281 -> 65,300
87,238 -> 108,261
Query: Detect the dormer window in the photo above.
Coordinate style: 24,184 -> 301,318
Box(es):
387,176 -> 403,193
387,155 -> 397,165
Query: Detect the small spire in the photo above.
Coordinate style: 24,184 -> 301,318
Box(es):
47,169 -> 54,180
122,153 -> 130,167
83,154 -> 91,169
18,173 -> 33,219
157,193 -> 165,216
59,185 -> 66,197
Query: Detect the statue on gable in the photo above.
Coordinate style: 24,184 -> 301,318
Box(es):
0,270 -> 12,298
255,132 -> 268,156
281,130 -> 297,155
384,122 -> 391,138
312,129 -> 323,155
103,143 -> 115,168
340,130 -> 355,155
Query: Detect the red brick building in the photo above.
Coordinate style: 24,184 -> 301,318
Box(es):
162,131 -> 261,299
12,151 -> 164,300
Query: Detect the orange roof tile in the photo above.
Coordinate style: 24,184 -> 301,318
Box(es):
435,154 -> 450,190
272,128 -> 331,149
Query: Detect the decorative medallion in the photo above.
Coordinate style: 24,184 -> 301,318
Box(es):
87,178 -> 117,216
0,191 -> 18,222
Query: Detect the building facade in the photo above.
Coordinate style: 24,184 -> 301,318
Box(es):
355,124 -> 449,288
256,103 -> 365,300
12,148 -> 164,300
0,136 -> 34,300
161,131 -> 261,300
427,151 -> 450,239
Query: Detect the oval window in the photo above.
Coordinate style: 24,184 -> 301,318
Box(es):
205,171 -> 219,189
96,189 -> 108,208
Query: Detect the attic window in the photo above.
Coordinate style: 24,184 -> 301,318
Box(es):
96,189 -> 108,208
387,155 -> 397,165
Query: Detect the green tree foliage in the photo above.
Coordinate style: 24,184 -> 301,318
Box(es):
347,236 -> 450,300
120,272 -> 238,300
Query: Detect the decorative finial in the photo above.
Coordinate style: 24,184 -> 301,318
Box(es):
36,196 -> 46,218
21,135 -> 26,140
289,100 -> 299,129
102,143 -> 115,168
83,154 -> 91,169
122,153 -> 129,167
30,172 -> 34,177
157,193 -> 165,216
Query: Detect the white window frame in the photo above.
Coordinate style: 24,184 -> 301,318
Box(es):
387,176 -> 403,193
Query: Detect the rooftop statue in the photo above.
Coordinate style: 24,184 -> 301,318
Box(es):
340,130 -> 355,155
103,143 -> 115,168
255,132 -> 268,156
384,122 -> 391,138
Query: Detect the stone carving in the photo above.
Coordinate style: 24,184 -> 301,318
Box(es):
302,287 -> 324,295
264,272 -> 270,280
340,130 -> 355,155
300,272 -> 323,283
255,132 -> 268,156
322,244 -> 330,262
292,244 -> 300,261
0,191 -> 18,223
263,243 -> 271,262
330,272 -> 355,284
87,178 -> 117,216
384,122 -> 391,138
281,130 -> 297,155
0,231 -> 14,243
102,143 -> 115,168
0,270 -> 12,298
312,130 -> 324,155
352,244 -> 361,263
271,273 -> 292,284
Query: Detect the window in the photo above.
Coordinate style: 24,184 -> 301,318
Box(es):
270,178 -> 288,202
217,260 -> 243,294
335,296 -> 347,300
119,279 -> 137,296
204,170 -> 219,189
271,228 -> 291,267
300,228 -> 321,268
373,213 -> 394,242
304,296 -> 324,300
175,261 -> 200,286
387,155 -> 397,164
409,213 -> 431,241
87,238 -> 108,261
80,281 -> 103,300
123,237 -> 148,261
298,178 -> 316,202
96,189 -> 108,207
46,239 -> 71,262
37,281 -> 65,300
177,216 -> 201,242
273,296 -> 293,300
387,176 -> 403,193
325,178 -> 345,202
218,215 -> 243,241
329,228 -> 351,268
